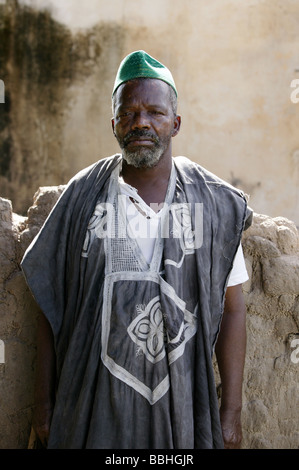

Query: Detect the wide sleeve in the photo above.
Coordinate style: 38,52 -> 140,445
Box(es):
21,173 -> 87,338
21,155 -> 120,341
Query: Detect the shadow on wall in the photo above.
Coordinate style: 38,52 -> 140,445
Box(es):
0,0 -> 124,215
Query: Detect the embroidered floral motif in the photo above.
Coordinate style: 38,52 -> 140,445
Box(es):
171,204 -> 195,253
127,297 -> 166,364
127,296 -> 197,366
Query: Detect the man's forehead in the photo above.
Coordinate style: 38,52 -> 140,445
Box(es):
114,78 -> 171,105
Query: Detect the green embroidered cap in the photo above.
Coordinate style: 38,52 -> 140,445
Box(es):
112,50 -> 177,97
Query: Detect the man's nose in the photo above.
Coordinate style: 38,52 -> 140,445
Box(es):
131,112 -> 151,130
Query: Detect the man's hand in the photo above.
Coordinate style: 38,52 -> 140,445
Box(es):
33,310 -> 56,448
215,284 -> 247,450
220,408 -> 243,449
33,403 -> 53,448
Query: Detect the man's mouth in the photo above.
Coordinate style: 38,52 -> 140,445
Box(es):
127,138 -> 155,146
123,131 -> 159,148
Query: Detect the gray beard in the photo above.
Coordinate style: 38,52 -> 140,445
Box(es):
116,129 -> 172,169
122,145 -> 165,169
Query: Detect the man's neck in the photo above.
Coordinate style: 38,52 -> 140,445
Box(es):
121,155 -> 173,207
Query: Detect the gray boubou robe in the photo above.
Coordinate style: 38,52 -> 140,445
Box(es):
21,154 -> 252,449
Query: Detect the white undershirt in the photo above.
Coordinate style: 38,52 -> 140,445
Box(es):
119,178 -> 248,287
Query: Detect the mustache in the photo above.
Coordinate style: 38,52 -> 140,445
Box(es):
123,130 -> 159,146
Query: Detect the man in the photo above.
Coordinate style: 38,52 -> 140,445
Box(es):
22,51 -> 252,449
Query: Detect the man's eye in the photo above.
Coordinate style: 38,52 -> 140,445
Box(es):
118,112 -> 131,118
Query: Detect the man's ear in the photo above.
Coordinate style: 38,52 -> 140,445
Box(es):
172,115 -> 181,137
111,118 -> 116,136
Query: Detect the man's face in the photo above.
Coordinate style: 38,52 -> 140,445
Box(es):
112,79 -> 180,169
